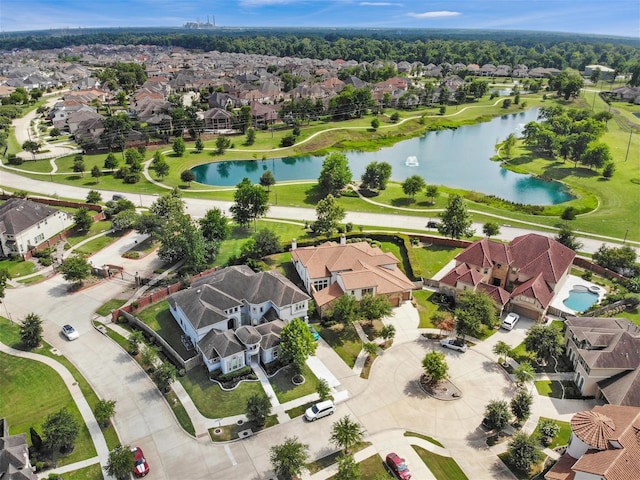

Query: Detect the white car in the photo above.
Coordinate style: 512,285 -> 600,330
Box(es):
501,313 -> 520,330
61,324 -> 79,340
439,338 -> 468,352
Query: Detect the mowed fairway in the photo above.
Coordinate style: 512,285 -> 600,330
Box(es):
0,352 -> 96,465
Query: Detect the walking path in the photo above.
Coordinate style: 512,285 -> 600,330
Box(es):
0,341 -> 115,480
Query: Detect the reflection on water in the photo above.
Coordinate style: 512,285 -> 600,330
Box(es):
192,108 -> 573,205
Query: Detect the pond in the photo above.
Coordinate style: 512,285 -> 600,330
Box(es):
192,108 -> 574,205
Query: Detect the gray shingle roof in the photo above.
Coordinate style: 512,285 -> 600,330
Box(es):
0,198 -> 59,235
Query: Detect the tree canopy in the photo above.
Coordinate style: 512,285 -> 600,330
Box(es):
438,194 -> 474,239
279,317 -> 317,376
230,178 -> 270,230
318,153 -> 352,197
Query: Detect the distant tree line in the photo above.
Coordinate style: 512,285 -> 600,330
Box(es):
1,28 -> 639,72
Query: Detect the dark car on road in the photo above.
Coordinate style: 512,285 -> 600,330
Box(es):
385,452 -> 411,479
426,221 -> 439,229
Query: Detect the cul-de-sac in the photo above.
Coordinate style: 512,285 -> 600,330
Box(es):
0,11 -> 639,480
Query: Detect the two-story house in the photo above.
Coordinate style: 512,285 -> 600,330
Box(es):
290,237 -> 415,317
545,405 -> 640,480
168,265 -> 310,374
563,316 -> 640,406
0,198 -> 74,258
0,418 -> 37,480
439,234 -> 575,321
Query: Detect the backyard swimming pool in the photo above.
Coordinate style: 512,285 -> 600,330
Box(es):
563,285 -> 599,313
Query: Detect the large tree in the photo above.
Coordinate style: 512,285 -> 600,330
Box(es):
484,400 -> 511,431
422,350 -> 449,385
331,294 -> 360,324
359,294 -> 392,325
318,152 -> 352,196
330,416 -> 366,454
42,407 -> 80,455
401,175 -> 426,201
508,432 -> 543,473
524,324 -> 563,364
312,194 -> 346,236
199,208 -> 229,243
510,390 -> 533,425
230,178 -> 269,231
555,225 -> 583,251
270,436 -> 309,480
455,290 -> 499,330
59,255 -> 92,285
360,161 -> 392,191
73,208 -> 93,232
259,170 -> 276,192
152,362 -> 177,393
94,399 -> 117,428
593,244 -> 637,274
438,194 -> 474,239
279,317 -> 317,376
246,393 -> 272,427
105,444 -> 135,480
20,312 -> 43,349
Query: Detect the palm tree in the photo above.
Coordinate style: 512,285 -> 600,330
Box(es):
492,341 -> 513,364
105,444 -> 134,480
270,436 -> 309,480
330,416 -> 366,454
127,330 -> 145,355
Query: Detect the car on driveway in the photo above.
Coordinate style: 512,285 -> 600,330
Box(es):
131,447 -> 149,477
501,312 -> 520,330
61,324 -> 79,341
385,452 -> 411,479
304,400 -> 335,421
308,324 -> 320,341
439,337 -> 468,352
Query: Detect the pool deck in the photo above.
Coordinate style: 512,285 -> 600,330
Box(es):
550,275 -> 606,316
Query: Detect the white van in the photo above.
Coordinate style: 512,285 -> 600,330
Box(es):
501,313 -> 520,330
304,400 -> 335,421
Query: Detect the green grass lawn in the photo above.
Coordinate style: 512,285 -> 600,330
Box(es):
413,290 -> 452,329
0,258 -> 37,278
326,454 -> 392,479
95,299 -> 127,317
534,380 -> 583,399
285,400 -> 316,419
60,463 -> 105,480
314,321 -> 362,368
533,417 -> 571,450
208,415 -> 278,442
134,300 -> 195,360
178,366 -> 265,418
404,431 -> 444,448
411,445 -> 468,480
270,364 -> 319,403
164,390 -> 196,436
0,317 -> 120,451
411,244 -> 464,279
0,352 -> 96,467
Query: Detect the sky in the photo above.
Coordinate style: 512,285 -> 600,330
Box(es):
0,0 -> 639,38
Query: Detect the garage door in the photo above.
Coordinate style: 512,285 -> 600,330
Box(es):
511,304 -> 540,321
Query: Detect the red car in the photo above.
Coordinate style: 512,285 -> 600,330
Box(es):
131,447 -> 150,477
385,452 -> 411,479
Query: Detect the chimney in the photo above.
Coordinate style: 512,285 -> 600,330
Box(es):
340,234 -> 346,245
291,238 -> 297,250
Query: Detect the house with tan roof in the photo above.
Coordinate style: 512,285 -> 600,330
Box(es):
439,234 -> 575,320
168,265 -> 310,374
290,237 -> 415,317
564,316 -> 640,406
545,404 -> 640,480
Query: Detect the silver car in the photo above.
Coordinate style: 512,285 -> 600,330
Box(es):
439,338 -> 468,352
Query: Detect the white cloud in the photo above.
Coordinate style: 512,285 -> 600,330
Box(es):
407,11 -> 461,19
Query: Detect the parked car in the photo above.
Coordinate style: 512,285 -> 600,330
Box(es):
131,447 -> 149,477
426,221 -> 439,229
385,452 -> 411,479
439,337 -> 468,352
61,324 -> 79,341
304,400 -> 335,421
308,325 -> 320,341
501,312 -> 520,330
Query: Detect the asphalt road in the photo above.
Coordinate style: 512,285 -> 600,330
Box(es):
0,168 -> 636,257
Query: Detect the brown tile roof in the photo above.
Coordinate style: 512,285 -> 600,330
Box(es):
570,405 -> 640,480
545,454 -> 577,480
509,234 -> 575,284
571,410 -> 616,449
511,273 -> 555,308
439,263 -> 484,288
454,238 -> 510,268
477,283 -> 511,307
